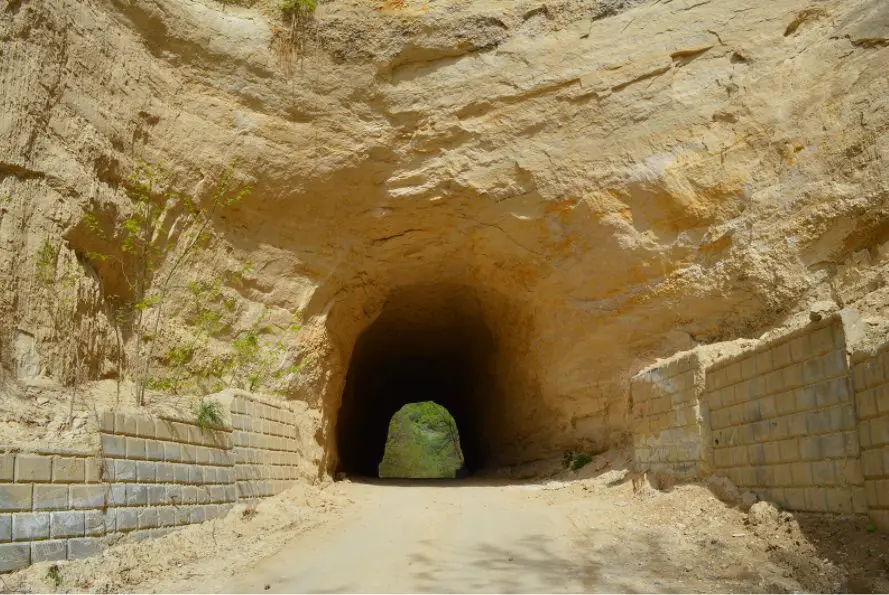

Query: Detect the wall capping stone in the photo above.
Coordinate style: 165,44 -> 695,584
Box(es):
706,315 -> 842,374
0,446 -> 95,458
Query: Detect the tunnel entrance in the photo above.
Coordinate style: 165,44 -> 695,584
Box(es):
335,284 -> 500,477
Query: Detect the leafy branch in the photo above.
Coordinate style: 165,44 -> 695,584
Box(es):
228,309 -> 304,393
32,239 -> 82,426
82,161 -> 251,405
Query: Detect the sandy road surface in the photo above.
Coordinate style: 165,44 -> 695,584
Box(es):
209,478 -> 801,594
225,480 -> 604,593
14,464 -> 884,594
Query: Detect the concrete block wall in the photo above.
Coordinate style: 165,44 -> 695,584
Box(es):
703,318 -> 866,514
98,412 -> 237,540
0,412 -> 238,572
0,392 -> 309,572
631,352 -> 707,477
231,393 -> 303,500
0,448 -> 106,572
852,347 -> 889,530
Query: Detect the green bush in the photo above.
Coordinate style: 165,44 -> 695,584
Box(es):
562,450 -> 593,471
194,398 -> 224,429
47,564 -> 62,588
280,0 -> 316,15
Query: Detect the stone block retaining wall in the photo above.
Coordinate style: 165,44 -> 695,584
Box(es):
631,352 -> 706,477
704,318 -> 865,514
0,391 -> 308,572
851,346 -> 889,530
231,393 -> 304,500
0,448 -> 106,572
98,411 -> 237,537
631,313 -> 884,529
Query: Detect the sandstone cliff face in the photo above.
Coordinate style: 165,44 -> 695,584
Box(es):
1,0 -> 888,473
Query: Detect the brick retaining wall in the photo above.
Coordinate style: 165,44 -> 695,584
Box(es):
631,312 -> 884,528
631,351 -> 707,477
0,391 -> 312,572
852,346 -> 889,530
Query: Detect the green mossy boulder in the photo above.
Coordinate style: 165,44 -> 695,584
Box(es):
378,401 -> 465,479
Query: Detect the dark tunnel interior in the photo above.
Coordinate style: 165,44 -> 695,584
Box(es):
335,286 -> 500,477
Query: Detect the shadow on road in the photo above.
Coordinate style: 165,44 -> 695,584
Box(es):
344,476 -> 532,488
404,532 -> 682,593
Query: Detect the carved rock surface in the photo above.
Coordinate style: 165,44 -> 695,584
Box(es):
1,0 -> 889,470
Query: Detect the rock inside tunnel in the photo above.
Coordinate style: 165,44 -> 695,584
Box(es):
335,283 -> 514,477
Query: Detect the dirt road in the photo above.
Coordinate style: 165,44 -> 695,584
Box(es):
11,460 -> 885,593
225,480 -> 607,593
211,477 -> 806,594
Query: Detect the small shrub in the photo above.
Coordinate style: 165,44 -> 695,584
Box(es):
280,0 -> 316,14
194,398 -> 224,429
275,0 -> 317,62
146,343 -> 197,394
228,308 -> 304,393
47,564 -> 62,588
562,450 -> 593,471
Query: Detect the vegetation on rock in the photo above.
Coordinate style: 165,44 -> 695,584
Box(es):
194,398 -> 225,429
280,0 -> 317,14
562,450 -> 593,471
378,401 -> 464,479
274,0 -> 317,63
65,162 -> 307,405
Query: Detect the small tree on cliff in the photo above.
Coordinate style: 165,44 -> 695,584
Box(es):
89,162 -> 251,405
32,238 -> 83,425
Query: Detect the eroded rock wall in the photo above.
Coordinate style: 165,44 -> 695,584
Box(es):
1,0 -> 888,471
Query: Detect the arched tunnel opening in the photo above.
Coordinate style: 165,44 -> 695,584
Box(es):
335,284 -> 505,478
